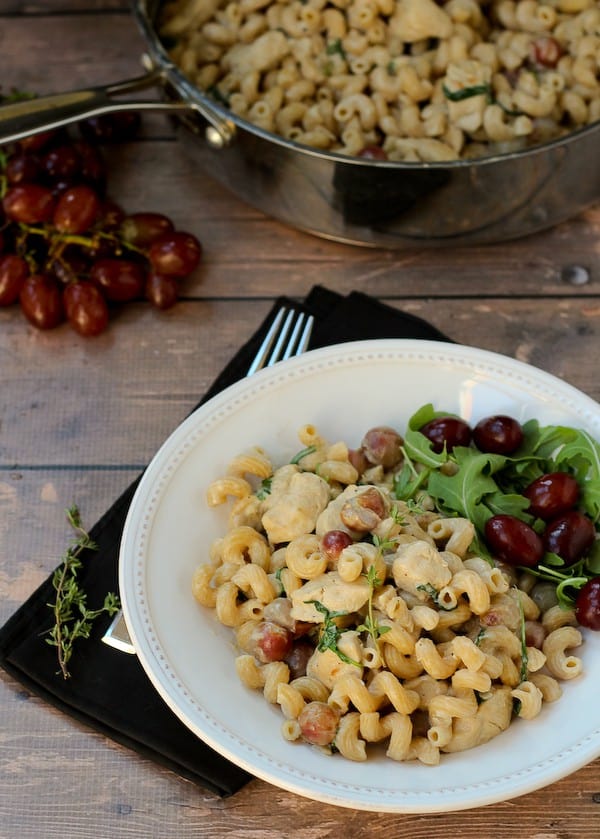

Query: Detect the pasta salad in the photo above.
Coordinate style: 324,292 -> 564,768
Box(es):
192,406 -> 599,764
159,0 -> 600,161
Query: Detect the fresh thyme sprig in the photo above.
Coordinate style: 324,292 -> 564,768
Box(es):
46,505 -> 120,679
356,565 -> 391,644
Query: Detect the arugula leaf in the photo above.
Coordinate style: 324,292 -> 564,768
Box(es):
425,447 -> 508,534
402,404 -> 451,469
553,429 -> 600,521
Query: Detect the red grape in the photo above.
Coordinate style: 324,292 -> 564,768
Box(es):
0,115 -> 202,334
20,274 -> 64,329
5,152 -> 41,185
523,472 -> 580,520
285,640 -> 314,679
148,231 -> 202,277
298,702 -> 339,746
73,141 -> 106,189
361,426 -> 403,467
419,416 -> 472,453
321,530 -> 353,559
63,281 -> 109,336
473,415 -> 524,454
53,185 -> 101,234
120,212 -> 174,248
576,579 -> 600,630
18,130 -> 57,153
0,255 -> 29,306
145,272 -> 179,310
358,145 -> 388,160
542,510 -> 596,565
90,258 -> 145,302
97,199 -> 125,231
248,621 -> 293,663
42,144 -> 81,183
3,184 -> 55,224
531,36 -> 563,68
484,514 -> 544,567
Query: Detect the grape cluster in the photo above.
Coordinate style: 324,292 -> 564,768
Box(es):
0,111 -> 202,336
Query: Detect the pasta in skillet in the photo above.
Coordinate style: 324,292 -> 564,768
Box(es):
160,0 -> 600,161
192,422 -> 585,764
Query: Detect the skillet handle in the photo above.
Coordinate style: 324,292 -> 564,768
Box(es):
0,69 -> 236,147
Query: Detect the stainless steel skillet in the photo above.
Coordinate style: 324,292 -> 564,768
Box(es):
0,0 -> 598,248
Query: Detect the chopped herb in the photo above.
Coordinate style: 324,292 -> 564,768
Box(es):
442,82 -> 493,102
274,566 -> 286,596
290,445 -> 317,465
387,60 -> 397,76
256,477 -> 272,500
326,38 -> 347,60
474,627 -> 487,646
309,600 -> 362,667
356,565 -> 391,644
372,532 -> 397,553
496,100 -> 524,117
416,582 -> 456,611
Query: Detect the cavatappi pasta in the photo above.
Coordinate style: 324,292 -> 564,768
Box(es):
193,425 -> 584,764
159,0 -> 600,161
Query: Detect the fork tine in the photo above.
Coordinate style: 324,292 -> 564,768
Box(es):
246,307 -> 288,376
267,308 -> 296,367
282,313 -> 315,360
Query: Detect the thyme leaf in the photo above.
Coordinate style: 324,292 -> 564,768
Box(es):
356,565 -> 391,643
45,505 -> 120,679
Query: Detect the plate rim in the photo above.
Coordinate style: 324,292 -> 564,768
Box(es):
119,338 -> 600,812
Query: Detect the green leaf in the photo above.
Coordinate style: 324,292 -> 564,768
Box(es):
256,477 -> 272,500
290,445 -> 317,465
425,447 -> 508,534
442,82 -> 492,102
309,600 -> 361,667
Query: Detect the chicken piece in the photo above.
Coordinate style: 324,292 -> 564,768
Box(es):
389,0 -> 452,42
316,484 -> 389,537
306,633 -> 364,690
261,465 -> 329,544
392,540 -> 452,600
290,571 -> 371,623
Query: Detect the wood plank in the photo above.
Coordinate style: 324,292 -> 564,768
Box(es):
2,296 -> 599,467
2,1 -> 130,11
1,470 -> 599,838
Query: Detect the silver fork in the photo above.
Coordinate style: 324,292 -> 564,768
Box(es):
102,306 -> 315,654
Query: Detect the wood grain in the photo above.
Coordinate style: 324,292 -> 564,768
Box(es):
1,2 -> 599,838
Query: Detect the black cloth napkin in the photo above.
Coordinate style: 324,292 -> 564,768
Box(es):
0,286 -> 452,796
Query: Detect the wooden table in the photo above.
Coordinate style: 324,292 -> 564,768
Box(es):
1,2 -> 599,837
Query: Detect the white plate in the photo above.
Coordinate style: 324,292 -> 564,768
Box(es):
119,339 -> 600,813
